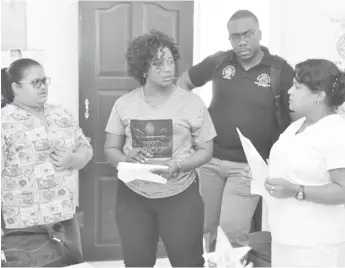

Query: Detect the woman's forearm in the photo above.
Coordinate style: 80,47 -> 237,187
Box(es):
104,148 -> 127,168
70,146 -> 93,170
178,142 -> 213,173
302,183 -> 345,205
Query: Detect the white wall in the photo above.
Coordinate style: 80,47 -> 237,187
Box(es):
26,0 -> 79,119
269,0 -> 345,116
25,0 -> 80,204
1,0 -> 27,49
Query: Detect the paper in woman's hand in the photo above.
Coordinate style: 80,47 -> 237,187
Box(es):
236,128 -> 273,201
117,162 -> 168,184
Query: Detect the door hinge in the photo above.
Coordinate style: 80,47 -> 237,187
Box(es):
84,98 -> 89,119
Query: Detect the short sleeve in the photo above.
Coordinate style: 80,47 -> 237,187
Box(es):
63,109 -> 91,148
280,62 -> 294,116
188,51 -> 224,87
1,131 -> 6,169
323,124 -> 345,170
191,101 -> 217,146
105,100 -> 125,135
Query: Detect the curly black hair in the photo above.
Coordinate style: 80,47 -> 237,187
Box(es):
125,29 -> 181,86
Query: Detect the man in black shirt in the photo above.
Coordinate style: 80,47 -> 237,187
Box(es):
178,10 -> 298,251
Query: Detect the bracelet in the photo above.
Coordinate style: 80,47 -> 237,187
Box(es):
175,161 -> 181,174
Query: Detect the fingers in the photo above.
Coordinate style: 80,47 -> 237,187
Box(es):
52,150 -> 66,157
50,159 -> 62,168
265,177 -> 277,185
128,148 -> 153,163
264,182 -> 274,192
241,166 -> 252,181
54,166 -> 65,171
132,153 -> 149,163
49,153 -> 60,161
150,170 -> 163,176
160,170 -> 176,180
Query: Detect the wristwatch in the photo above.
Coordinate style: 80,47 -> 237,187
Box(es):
295,185 -> 305,200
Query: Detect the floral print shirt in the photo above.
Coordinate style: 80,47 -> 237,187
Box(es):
1,104 -> 91,229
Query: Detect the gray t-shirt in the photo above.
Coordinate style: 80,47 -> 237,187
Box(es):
105,87 -> 217,198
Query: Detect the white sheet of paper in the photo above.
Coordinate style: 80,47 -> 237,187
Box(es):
67,262 -> 94,268
117,162 -> 169,171
203,226 -> 251,268
117,162 -> 168,184
236,128 -> 273,201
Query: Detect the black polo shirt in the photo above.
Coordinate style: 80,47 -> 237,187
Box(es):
189,50 -> 293,162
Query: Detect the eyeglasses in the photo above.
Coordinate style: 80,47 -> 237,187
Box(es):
18,77 -> 51,89
229,30 -> 259,44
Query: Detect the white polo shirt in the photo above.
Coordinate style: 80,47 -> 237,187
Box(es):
268,114 -> 345,246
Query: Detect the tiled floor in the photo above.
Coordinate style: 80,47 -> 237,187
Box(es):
91,258 -> 171,267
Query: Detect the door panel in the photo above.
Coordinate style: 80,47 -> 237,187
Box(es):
79,1 -> 194,261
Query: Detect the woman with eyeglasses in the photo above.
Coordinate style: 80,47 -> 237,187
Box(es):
104,30 -> 216,267
1,58 -> 93,266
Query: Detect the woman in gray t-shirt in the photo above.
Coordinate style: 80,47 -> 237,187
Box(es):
104,30 -> 216,267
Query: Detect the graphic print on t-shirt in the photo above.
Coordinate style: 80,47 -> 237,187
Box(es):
130,119 -> 173,158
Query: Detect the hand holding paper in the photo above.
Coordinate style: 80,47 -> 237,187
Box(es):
117,162 -> 168,184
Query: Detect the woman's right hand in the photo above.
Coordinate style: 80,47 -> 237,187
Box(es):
126,148 -> 153,163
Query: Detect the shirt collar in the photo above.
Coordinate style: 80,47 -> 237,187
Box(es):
260,52 -> 273,66
230,49 -> 273,67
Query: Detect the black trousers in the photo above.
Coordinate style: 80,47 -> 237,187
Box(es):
115,178 -> 205,267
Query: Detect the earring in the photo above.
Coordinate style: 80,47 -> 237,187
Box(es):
143,73 -> 147,78
317,99 -> 320,106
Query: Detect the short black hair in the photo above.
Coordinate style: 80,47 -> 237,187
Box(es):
1,58 -> 41,107
125,29 -> 181,86
295,59 -> 345,107
228,10 -> 259,27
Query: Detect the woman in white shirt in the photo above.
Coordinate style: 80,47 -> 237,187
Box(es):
265,59 -> 345,267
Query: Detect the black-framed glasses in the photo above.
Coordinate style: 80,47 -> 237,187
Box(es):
229,30 -> 259,44
19,77 -> 51,89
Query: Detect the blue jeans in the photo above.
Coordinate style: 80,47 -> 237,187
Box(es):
199,157 -> 260,251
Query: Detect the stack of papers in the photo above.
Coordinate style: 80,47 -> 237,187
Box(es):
117,162 -> 168,184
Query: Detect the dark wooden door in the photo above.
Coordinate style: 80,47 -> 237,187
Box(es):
78,1 -> 194,261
